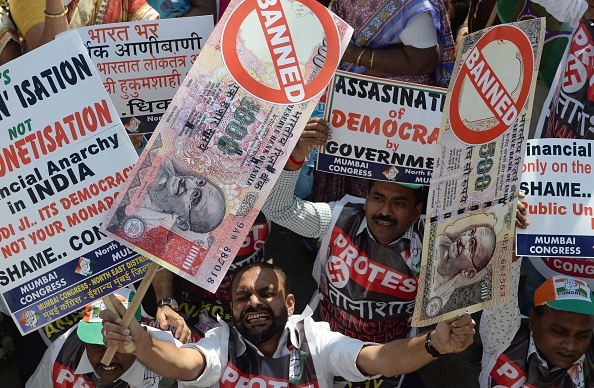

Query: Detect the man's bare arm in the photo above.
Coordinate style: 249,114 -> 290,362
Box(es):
101,294 -> 205,381
356,313 -> 475,376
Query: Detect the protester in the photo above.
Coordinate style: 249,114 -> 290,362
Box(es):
11,0 -> 159,51
332,0 -> 454,86
151,212 -> 270,341
480,260 -> 594,386
262,117 -> 431,387
102,262 -> 475,387
309,0 -> 454,203
27,289 -> 180,387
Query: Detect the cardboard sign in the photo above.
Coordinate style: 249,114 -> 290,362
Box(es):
0,33 -> 147,335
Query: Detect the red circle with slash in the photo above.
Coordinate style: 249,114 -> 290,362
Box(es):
450,25 -> 534,145
221,0 -> 340,105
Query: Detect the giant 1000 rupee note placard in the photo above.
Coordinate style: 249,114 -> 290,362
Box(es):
412,19 -> 545,326
101,0 -> 353,292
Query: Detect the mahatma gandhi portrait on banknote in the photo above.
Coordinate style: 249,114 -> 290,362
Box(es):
106,150 -> 226,248
420,213 -> 500,319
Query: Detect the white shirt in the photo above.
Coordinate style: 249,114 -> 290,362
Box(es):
179,313 -> 378,388
531,0 -> 588,29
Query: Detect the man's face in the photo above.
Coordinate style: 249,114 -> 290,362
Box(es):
529,307 -> 594,369
231,267 -> 295,347
364,182 -> 422,245
84,343 -> 135,382
438,225 -> 495,278
148,160 -> 212,222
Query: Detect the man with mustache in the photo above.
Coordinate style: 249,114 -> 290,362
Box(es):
101,263 -> 476,387
262,118 -> 426,387
27,289 -> 179,387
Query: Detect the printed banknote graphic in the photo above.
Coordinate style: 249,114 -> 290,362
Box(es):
413,19 -> 545,326
102,0 -> 353,292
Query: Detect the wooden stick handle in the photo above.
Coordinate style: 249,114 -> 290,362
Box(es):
101,261 -> 160,365
102,296 -> 136,353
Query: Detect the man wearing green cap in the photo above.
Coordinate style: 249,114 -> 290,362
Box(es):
480,256 -> 594,387
262,118 -> 426,387
26,289 -> 180,388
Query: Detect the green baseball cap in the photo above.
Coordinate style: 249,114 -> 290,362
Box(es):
77,288 -> 141,345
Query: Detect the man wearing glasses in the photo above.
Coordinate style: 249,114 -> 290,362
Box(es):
430,223 -> 497,315
437,224 -> 497,281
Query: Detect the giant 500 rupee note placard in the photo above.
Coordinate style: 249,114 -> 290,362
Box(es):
412,19 -> 545,326
101,0 -> 352,292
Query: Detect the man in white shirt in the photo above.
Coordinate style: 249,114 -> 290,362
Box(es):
101,262 -> 476,388
262,119 -> 426,387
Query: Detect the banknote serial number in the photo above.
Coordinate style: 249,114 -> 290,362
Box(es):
208,246 -> 232,284
217,97 -> 260,156
475,141 -> 495,191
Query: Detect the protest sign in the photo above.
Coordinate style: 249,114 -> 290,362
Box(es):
0,32 -> 148,335
101,0 -> 353,293
517,138 -> 594,258
412,20 -> 545,326
76,16 -> 214,135
317,70 -> 444,185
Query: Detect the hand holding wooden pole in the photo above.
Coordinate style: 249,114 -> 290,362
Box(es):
101,261 -> 160,365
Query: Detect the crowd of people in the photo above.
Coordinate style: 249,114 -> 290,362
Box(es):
0,0 -> 593,387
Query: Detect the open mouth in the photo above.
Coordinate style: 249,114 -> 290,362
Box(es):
99,365 -> 118,371
246,312 -> 269,324
557,352 -> 576,359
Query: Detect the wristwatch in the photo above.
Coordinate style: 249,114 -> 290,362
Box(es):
157,298 -> 179,311
424,331 -> 444,358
